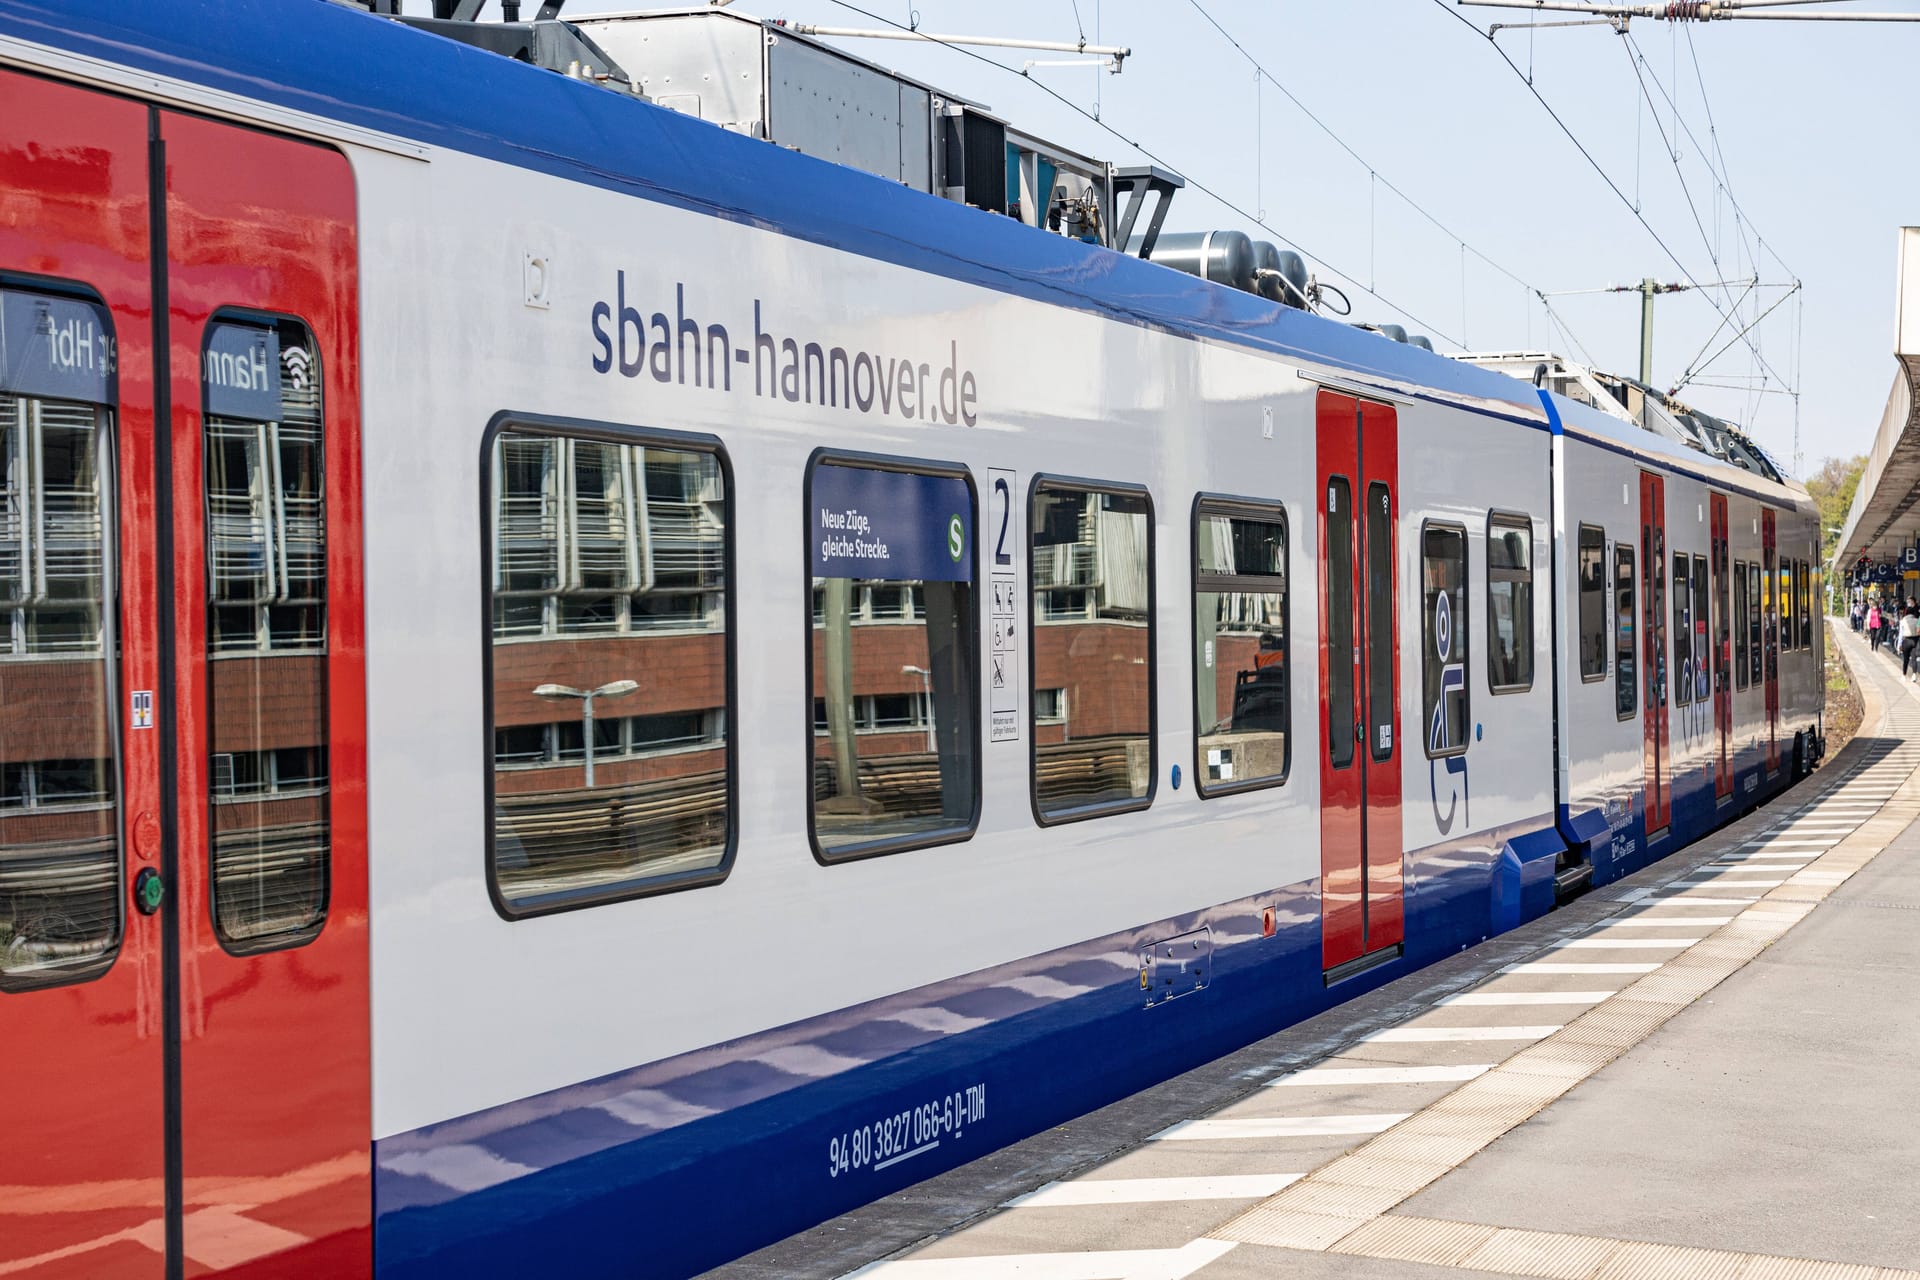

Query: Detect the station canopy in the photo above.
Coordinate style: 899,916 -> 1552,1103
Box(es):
1835,227 -> 1920,585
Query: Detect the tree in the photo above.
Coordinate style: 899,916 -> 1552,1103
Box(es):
1805,453 -> 1866,563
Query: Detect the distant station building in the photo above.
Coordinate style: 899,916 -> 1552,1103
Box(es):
1834,227 -> 1920,607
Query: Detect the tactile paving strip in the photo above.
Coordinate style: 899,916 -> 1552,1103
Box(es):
1211,628 -> 1920,1280
848,631 -> 1919,1280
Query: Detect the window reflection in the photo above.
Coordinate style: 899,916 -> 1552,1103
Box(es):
1422,524 -> 1468,756
1487,515 -> 1532,692
0,382 -> 119,986
1032,484 -> 1152,816
204,318 -> 329,948
488,431 -> 730,909
1193,504 -> 1287,793
810,461 -> 976,856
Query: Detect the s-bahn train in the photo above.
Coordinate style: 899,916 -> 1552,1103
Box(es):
0,3 -> 1823,1277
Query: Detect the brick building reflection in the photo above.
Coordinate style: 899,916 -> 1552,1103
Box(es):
489,434 -> 729,902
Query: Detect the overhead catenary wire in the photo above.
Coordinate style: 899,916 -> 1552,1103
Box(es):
821,0 -> 1471,345
1180,0 -> 1580,347
1427,0 -> 1800,416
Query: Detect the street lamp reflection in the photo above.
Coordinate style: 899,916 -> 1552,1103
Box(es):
533,679 -> 640,788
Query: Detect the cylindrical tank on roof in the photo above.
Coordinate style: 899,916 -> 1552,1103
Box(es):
1133,229 -> 1256,293
1408,334 -> 1434,352
1271,249 -> 1309,309
1377,323 -> 1409,344
1250,241 -> 1284,302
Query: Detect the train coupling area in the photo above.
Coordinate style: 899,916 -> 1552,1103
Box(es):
719,623 -> 1920,1280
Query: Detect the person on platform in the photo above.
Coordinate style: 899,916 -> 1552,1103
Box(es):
1901,605 -> 1920,679
1852,599 -> 1865,633
1867,601 -> 1883,650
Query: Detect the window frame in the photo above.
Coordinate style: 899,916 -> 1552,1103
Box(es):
481,411 -> 738,920
201,307 -> 334,956
1577,524 -> 1607,682
806,447 -> 981,864
1484,509 -> 1534,695
1671,550 -> 1693,708
1420,519 -> 1471,760
1190,493 -> 1290,799
1691,551 -> 1710,704
0,275 -> 124,992
1325,474 -> 1356,773
1734,559 -> 1750,690
1774,560 -> 1789,652
1028,473 -> 1156,826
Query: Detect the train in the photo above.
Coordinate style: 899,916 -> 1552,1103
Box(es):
0,3 -> 1823,1277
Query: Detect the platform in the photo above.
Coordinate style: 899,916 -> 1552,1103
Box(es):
715,625 -> 1920,1280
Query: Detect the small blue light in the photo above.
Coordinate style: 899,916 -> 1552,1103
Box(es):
1171,764 -> 1182,790
1475,723 -> 1483,742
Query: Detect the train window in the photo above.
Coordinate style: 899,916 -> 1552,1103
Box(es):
1789,560 -> 1804,652
1421,523 -> 1469,757
1782,561 -> 1796,650
1734,561 -> 1750,690
1486,512 -> 1533,693
1615,545 -> 1637,720
1578,525 -> 1606,681
1747,563 -> 1762,686
486,420 -> 732,915
811,456 -> 977,858
1032,478 -> 1152,821
1193,499 -> 1288,795
1798,560 -> 1812,648
1671,553 -> 1692,707
202,316 -> 331,951
0,289 -> 121,989
1691,553 -> 1710,702
1326,478 -> 1354,771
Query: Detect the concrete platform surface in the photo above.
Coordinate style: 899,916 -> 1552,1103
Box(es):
1400,815 -> 1920,1269
711,627 -> 1920,1280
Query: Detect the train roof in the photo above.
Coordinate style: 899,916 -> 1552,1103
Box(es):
2,1 -> 1809,510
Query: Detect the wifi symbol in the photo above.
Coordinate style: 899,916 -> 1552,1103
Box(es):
282,346 -> 313,391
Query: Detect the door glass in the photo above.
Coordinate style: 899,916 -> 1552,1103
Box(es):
203,317 -> 329,950
1366,484 -> 1393,760
1326,478 -> 1353,769
1671,553 -> 1691,707
1615,546 -> 1637,719
1734,562 -> 1749,690
1747,564 -> 1762,686
1692,554 -> 1710,701
0,292 -> 120,988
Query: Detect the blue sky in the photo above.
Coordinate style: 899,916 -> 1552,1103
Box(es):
547,0 -> 1918,474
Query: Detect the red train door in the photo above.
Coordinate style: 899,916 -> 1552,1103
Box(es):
1640,472 -> 1670,835
0,68 -> 168,1280
1763,509 -> 1779,773
0,71 -> 368,1280
1318,391 -> 1402,974
1711,494 -> 1732,800
162,111 -> 370,1277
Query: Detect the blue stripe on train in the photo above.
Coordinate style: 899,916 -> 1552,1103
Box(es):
372,811 -> 1563,1279
370,740 -> 1805,1278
